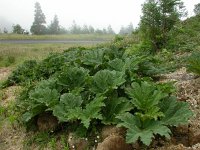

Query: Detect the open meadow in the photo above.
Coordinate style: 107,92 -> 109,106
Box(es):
0,34 -> 114,67
0,34 -> 115,41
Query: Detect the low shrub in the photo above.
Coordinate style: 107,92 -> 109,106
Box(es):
187,51 -> 200,75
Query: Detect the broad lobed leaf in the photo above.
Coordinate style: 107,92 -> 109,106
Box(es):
102,97 -> 133,124
126,82 -> 167,111
91,70 -> 126,94
160,96 -> 193,126
117,113 -> 171,146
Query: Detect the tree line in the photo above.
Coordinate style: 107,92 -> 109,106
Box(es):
9,2 -> 135,35
2,1 -> 200,37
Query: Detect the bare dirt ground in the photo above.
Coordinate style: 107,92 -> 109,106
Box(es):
0,67 -> 200,150
0,67 -> 26,150
0,68 -> 11,81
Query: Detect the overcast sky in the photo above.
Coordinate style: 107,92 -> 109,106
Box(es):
0,0 -> 199,32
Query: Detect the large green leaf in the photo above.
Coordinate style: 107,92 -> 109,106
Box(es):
29,88 -> 60,108
91,70 -> 126,94
116,96 -> 193,146
82,49 -> 104,67
52,93 -> 83,122
52,104 -> 68,122
22,104 -> 46,122
60,93 -> 83,109
53,105 -> 82,122
136,106 -> 164,121
79,96 -> 105,128
56,96 -> 105,128
160,96 -> 193,126
35,78 -> 58,90
108,58 -> 125,72
102,97 -> 133,124
126,82 -> 167,120
53,95 -> 105,128
63,49 -> 82,63
57,66 -> 89,91
125,55 -> 145,72
117,113 -> 171,146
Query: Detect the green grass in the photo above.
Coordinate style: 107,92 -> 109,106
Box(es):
0,33 -> 115,41
0,42 -> 101,67
0,34 -> 114,67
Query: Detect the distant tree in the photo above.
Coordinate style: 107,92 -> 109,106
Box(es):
119,26 -> 126,35
23,30 -> 29,35
119,23 -> 133,35
59,26 -> 68,34
70,20 -> 81,34
95,28 -> 104,34
82,25 -> 90,34
127,23 -> 134,34
48,15 -> 60,34
140,0 -> 186,53
102,28 -> 107,34
194,3 -> 200,16
12,24 -> 24,34
107,25 -> 115,34
88,25 -> 95,33
3,28 -> 8,34
30,2 -> 46,35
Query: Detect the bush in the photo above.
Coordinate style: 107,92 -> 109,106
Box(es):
187,51 -> 200,75
1,60 -> 38,87
0,56 -> 16,67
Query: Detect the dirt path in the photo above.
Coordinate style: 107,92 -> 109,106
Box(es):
0,67 -> 26,150
0,67 -> 11,81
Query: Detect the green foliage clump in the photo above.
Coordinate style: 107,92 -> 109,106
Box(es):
12,24 -> 25,34
0,55 -> 16,67
6,39 -> 192,147
194,3 -> 200,16
187,51 -> 200,75
140,0 -> 186,53
2,60 -> 37,87
168,15 -> 200,52
117,82 -> 193,146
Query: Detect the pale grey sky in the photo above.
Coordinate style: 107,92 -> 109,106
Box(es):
0,0 -> 199,32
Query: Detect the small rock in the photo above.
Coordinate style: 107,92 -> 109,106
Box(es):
37,112 -> 58,131
96,135 -> 133,150
189,133 -> 200,146
101,125 -> 126,140
171,125 -> 190,147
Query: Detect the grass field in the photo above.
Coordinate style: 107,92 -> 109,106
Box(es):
0,34 -> 115,67
0,33 -> 115,41
0,42 -> 108,68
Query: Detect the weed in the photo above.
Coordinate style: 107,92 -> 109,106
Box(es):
49,138 -> 57,150
61,135 -> 70,150
24,132 -> 51,149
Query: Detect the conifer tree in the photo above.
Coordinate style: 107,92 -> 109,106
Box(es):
30,2 -> 46,35
48,15 -> 60,34
140,0 -> 186,53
